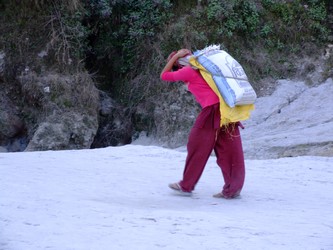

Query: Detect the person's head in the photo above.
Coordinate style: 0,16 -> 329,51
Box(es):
167,50 -> 192,71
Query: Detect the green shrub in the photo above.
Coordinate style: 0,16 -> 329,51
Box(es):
205,0 -> 260,38
85,0 -> 172,74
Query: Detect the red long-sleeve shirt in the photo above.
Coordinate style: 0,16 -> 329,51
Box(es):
161,66 -> 219,108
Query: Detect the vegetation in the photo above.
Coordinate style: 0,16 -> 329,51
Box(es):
82,0 -> 331,97
0,0 -> 331,146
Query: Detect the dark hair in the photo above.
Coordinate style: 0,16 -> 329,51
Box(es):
172,65 -> 180,71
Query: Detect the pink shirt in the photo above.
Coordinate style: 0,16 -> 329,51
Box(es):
161,66 -> 219,108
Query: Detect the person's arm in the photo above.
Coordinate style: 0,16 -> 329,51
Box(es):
160,49 -> 191,79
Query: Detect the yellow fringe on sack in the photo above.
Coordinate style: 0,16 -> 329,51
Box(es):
189,57 -> 255,127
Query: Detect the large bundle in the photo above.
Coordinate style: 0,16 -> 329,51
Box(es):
193,45 -> 257,108
189,45 -> 255,126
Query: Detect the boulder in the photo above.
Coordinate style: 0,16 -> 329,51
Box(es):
0,91 -> 26,150
25,111 -> 98,151
17,70 -> 100,151
242,78 -> 333,159
152,84 -> 200,148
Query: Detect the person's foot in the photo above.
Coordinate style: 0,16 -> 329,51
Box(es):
168,182 -> 192,196
213,191 -> 240,199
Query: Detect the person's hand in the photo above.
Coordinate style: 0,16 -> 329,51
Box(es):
160,49 -> 191,78
176,49 -> 191,58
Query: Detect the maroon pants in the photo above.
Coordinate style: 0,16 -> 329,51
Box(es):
179,104 -> 245,198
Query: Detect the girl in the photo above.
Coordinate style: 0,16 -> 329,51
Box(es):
160,49 -> 245,199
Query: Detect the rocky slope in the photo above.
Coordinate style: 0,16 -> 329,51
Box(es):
242,78 -> 333,159
133,77 -> 333,160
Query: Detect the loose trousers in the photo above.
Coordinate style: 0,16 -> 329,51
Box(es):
179,104 -> 245,198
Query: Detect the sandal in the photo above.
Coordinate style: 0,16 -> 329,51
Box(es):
168,182 -> 192,196
213,191 -> 241,199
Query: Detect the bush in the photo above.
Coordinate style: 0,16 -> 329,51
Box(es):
1,0 -> 331,147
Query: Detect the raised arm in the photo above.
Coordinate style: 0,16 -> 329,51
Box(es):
160,49 -> 191,79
